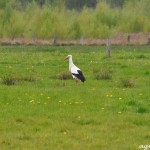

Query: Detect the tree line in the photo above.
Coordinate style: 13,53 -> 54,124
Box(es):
0,0 -> 150,39
0,0 -> 136,10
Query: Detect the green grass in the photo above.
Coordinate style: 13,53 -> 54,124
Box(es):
0,45 -> 150,150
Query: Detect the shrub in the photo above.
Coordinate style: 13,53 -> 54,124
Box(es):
137,106 -> 149,114
136,54 -> 147,59
126,100 -> 136,106
145,70 -> 150,75
58,71 -> 72,80
1,76 -> 38,85
93,69 -> 112,80
2,77 -> 16,85
121,78 -> 135,88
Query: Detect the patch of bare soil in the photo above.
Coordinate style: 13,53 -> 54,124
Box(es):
0,33 -> 150,45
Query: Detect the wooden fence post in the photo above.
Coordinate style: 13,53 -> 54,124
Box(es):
106,39 -> 111,57
54,33 -> 57,46
147,37 -> 150,45
127,35 -> 130,43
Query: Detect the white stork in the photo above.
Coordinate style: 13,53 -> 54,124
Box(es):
65,55 -> 86,83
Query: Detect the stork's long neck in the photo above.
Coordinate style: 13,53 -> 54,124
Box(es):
69,57 -> 74,71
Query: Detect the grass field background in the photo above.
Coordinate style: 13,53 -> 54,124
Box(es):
0,45 -> 150,150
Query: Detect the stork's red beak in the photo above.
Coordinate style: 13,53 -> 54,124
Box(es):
64,56 -> 68,61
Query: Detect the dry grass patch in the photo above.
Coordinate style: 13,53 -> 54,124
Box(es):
121,78 -> 135,88
93,69 -> 112,80
57,71 -> 72,80
1,76 -> 38,85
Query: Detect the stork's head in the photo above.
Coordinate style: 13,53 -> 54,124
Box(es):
64,55 -> 72,61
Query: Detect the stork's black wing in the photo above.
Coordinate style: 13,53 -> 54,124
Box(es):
72,70 -> 86,82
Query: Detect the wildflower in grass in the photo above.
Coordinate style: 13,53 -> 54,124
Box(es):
63,132 -> 67,135
30,100 -> 35,103
40,93 -> 44,96
119,97 -> 122,100
47,97 -> 50,99
37,101 -> 40,104
118,112 -> 122,114
59,101 -> 62,103
75,102 -> 79,104
110,94 -> 113,97
139,93 -> 143,96
101,108 -> 105,110
9,65 -> 12,69
44,102 -> 47,105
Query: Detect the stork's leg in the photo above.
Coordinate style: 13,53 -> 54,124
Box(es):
75,80 -> 78,84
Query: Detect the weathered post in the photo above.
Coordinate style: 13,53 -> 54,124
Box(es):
106,39 -> 111,57
127,35 -> 130,43
147,37 -> 150,45
54,33 -> 57,46
80,36 -> 84,45
32,32 -> 37,44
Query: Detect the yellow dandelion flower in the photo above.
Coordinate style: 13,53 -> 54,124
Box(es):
119,97 -> 122,100
63,132 -> 67,135
40,93 -> 44,96
59,101 -> 62,103
30,100 -> 35,103
9,65 -> 12,69
118,112 -> 122,114
92,88 -> 95,91
101,108 -> 105,110
47,97 -> 50,99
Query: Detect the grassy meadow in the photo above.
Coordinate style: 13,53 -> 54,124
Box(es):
0,45 -> 150,150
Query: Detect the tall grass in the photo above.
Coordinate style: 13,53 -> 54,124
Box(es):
0,1 -> 150,39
